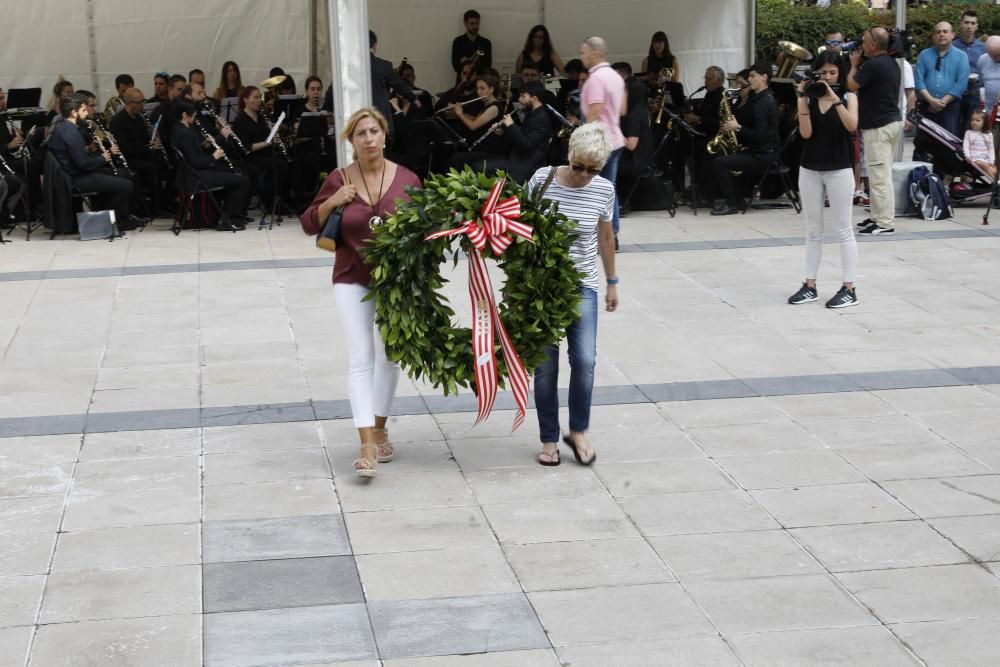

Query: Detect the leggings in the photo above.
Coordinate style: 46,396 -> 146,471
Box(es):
333,282 -> 400,428
798,166 -> 857,284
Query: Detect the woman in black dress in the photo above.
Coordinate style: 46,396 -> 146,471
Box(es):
232,85 -> 291,209
516,25 -> 564,77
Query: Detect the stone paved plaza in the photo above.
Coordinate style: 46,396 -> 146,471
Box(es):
2,199 -> 1000,666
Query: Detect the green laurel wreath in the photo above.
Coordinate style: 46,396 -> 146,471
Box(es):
365,167 -> 584,396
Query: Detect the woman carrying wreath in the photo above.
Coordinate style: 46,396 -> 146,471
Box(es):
301,108 -> 421,478
525,123 -> 619,466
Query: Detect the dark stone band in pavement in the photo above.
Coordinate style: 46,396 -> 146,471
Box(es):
1,365 -> 997,438
1,227 -> 997,283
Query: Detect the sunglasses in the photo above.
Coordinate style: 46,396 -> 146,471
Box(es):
824,39 -> 843,46
570,163 -> 601,175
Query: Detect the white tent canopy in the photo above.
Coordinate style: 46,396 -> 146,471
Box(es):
2,0 -> 751,100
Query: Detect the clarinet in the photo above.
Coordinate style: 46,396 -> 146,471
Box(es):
467,103 -> 523,151
260,108 -> 291,162
201,101 -> 249,155
196,123 -> 235,171
143,114 -> 172,167
84,121 -> 119,176
0,152 -> 15,176
94,117 -> 132,175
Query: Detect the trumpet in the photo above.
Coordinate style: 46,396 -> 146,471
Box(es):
196,122 -> 235,171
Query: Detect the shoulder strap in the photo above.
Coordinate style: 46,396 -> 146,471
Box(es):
340,166 -> 351,186
538,167 -> 557,197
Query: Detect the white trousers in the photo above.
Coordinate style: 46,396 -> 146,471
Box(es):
798,167 -> 858,284
333,283 -> 400,428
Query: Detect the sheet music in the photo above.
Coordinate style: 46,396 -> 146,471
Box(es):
151,117 -> 160,144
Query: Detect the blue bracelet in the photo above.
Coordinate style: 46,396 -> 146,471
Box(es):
606,277 -> 619,285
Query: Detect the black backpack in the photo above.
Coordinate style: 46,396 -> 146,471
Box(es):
907,165 -> 953,220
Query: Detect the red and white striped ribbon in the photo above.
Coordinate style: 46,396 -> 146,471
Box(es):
425,178 -> 533,430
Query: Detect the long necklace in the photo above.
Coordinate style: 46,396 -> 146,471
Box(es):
361,160 -> 387,228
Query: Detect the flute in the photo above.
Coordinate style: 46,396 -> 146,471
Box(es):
434,96 -> 487,115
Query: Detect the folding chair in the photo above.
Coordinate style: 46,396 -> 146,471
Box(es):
744,127 -> 802,214
171,148 -> 226,235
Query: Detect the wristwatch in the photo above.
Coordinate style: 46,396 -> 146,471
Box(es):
606,276 -> 619,285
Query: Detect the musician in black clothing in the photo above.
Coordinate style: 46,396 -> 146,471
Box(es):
711,63 -> 780,215
231,86 -> 292,208
173,101 -> 249,231
111,87 -> 168,214
47,93 -> 143,230
484,82 -> 553,183
448,75 -> 506,170
148,72 -> 170,104
370,31 -> 416,136
0,88 -> 42,215
451,9 -> 492,75
617,77 -> 654,197
684,66 -> 725,205
436,61 -> 478,112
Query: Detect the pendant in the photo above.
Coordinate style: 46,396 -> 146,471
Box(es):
369,215 -> 383,228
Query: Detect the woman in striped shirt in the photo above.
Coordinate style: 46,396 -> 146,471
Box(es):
526,123 -> 619,466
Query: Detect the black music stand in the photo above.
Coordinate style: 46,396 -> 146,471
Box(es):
219,97 -> 239,123
6,88 -> 41,108
297,113 -> 327,199
259,115 -> 296,230
621,106 -> 703,217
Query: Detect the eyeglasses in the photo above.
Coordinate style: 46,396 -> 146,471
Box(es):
570,163 -> 601,175
824,39 -> 843,46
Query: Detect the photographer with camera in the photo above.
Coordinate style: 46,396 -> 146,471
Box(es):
788,52 -> 860,309
914,22 -> 969,159
847,27 -> 902,236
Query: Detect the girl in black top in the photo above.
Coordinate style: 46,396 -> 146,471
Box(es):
232,86 -> 291,208
516,25 -> 564,76
788,51 -> 860,310
641,32 -> 680,85
448,75 -> 507,168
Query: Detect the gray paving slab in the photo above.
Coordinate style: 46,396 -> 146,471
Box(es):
890,618 -> 1000,666
554,637 -> 741,667
741,373 -> 862,396
648,530 -> 825,581
368,593 -> 549,660
685,573 -> 877,633
30,614 -> 202,667
52,523 -> 201,572
204,603 -> 377,666
0,532 -> 56,576
838,563 -> 1000,623
0,495 -> 65,535
357,546 -> 522,601
63,487 -> 201,531
637,379 -> 756,402
203,555 -> 363,613
200,402 -> 317,427
39,564 -> 201,624
752,483 -> 917,528
0,574 -> 44,627
528,583 -> 714,646
85,408 -> 201,433
620,490 -> 780,536
203,514 -> 351,563
848,368 -> 967,391
0,627 -> 32,667
727,626 -> 920,667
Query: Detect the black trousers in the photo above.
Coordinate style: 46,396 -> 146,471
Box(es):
711,151 -> 773,206
243,150 -> 291,207
198,168 -> 251,219
126,157 -> 165,215
74,169 -> 133,223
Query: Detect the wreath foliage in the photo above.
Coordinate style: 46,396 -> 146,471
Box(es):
366,167 -> 584,396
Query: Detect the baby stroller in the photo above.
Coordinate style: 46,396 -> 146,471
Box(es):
910,110 -> 1000,221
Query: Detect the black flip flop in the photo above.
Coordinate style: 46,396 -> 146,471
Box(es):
563,435 -> 596,466
538,448 -> 561,466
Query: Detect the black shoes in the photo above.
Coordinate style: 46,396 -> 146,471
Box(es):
788,283 -> 819,305
825,285 -> 858,308
711,204 -> 741,216
215,218 -> 244,232
789,283 -> 859,308
858,219 -> 894,235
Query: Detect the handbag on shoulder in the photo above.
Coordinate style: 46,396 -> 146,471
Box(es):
316,168 -> 351,253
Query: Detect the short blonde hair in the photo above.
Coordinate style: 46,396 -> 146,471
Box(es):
568,122 -> 612,169
339,107 -> 389,160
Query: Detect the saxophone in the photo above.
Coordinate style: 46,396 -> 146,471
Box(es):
706,89 -> 741,156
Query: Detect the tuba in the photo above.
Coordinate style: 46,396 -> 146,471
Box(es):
776,40 -> 813,79
707,90 -> 741,156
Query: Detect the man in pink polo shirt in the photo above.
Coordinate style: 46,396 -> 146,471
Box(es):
580,36 -> 626,245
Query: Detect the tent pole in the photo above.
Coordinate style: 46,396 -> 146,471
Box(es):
327,0 -> 372,167
86,0 -> 99,95
895,1 -> 907,162
749,0 -> 757,66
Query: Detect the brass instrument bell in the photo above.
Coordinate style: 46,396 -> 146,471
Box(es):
776,40 -> 812,79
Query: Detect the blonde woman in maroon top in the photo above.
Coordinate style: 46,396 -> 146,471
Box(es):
302,108 -> 421,478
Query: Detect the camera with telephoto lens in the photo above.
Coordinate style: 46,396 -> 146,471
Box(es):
842,27 -> 915,60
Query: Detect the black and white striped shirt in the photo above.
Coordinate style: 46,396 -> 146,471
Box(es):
527,166 -> 614,291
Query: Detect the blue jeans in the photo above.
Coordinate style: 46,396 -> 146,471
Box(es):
601,148 -> 623,234
533,288 -> 598,443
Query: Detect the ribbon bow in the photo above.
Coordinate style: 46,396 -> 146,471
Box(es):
424,178 -> 533,430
